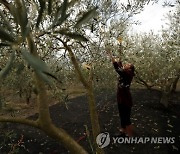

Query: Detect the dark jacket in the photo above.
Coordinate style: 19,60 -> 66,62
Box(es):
113,61 -> 134,107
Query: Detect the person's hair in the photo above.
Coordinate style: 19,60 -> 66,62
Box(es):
124,63 -> 135,76
130,64 -> 135,72
130,64 -> 135,76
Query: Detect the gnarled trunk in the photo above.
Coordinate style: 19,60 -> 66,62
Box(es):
59,38 -> 104,154
160,82 -> 172,108
170,74 -> 179,93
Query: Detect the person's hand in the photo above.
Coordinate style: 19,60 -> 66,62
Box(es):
106,49 -> 113,58
107,52 -> 112,58
106,50 -> 117,63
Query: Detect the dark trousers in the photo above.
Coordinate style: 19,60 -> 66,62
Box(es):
118,103 -> 131,128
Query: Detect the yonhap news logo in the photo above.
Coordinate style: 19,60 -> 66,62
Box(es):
96,132 -> 175,149
96,132 -> 110,148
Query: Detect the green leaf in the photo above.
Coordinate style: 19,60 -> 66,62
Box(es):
22,50 -> 50,73
0,52 -> 15,79
22,50 -> 58,85
48,0 -> 52,15
35,71 -> 53,85
0,28 -> 15,42
56,13 -> 70,27
75,7 -> 98,28
36,0 -> 46,28
60,0 -> 68,21
44,72 -> 62,83
59,31 -> 88,41
52,0 -> 69,27
68,0 -> 79,8
52,7 -> 61,27
15,0 -> 28,38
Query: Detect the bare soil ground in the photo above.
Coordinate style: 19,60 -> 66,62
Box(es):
0,86 -> 180,154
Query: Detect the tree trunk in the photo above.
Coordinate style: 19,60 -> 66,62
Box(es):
0,2 -> 88,153
160,91 -> 169,108
27,34 -> 88,154
59,38 -> 104,154
160,83 -> 171,108
41,124 -> 88,154
171,75 -> 179,93
87,86 -> 104,154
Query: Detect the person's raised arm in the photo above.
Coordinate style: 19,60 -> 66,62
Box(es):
107,50 -> 116,63
106,50 -> 124,75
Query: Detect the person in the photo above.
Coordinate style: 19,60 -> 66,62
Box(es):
108,51 -> 135,137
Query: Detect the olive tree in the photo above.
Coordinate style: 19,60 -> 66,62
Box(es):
0,0 -> 95,153
0,0 -> 160,153
121,12 -> 179,107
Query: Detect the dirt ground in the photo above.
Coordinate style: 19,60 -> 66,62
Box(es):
0,87 -> 180,154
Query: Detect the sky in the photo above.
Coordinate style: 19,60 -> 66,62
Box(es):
129,0 -> 177,34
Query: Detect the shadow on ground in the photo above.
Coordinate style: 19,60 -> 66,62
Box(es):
0,88 -> 180,154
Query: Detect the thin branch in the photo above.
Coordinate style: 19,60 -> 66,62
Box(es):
0,0 -> 10,10
55,36 -> 90,89
135,71 -> 153,89
36,31 -> 51,38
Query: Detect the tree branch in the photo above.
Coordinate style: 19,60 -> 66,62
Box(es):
0,0 -> 10,10
135,71 -> 153,89
55,37 -> 90,89
0,117 -> 39,128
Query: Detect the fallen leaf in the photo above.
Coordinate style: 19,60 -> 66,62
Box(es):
172,145 -> 178,151
154,146 -> 160,149
172,115 -> 177,119
167,124 -> 173,128
166,129 -> 172,133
